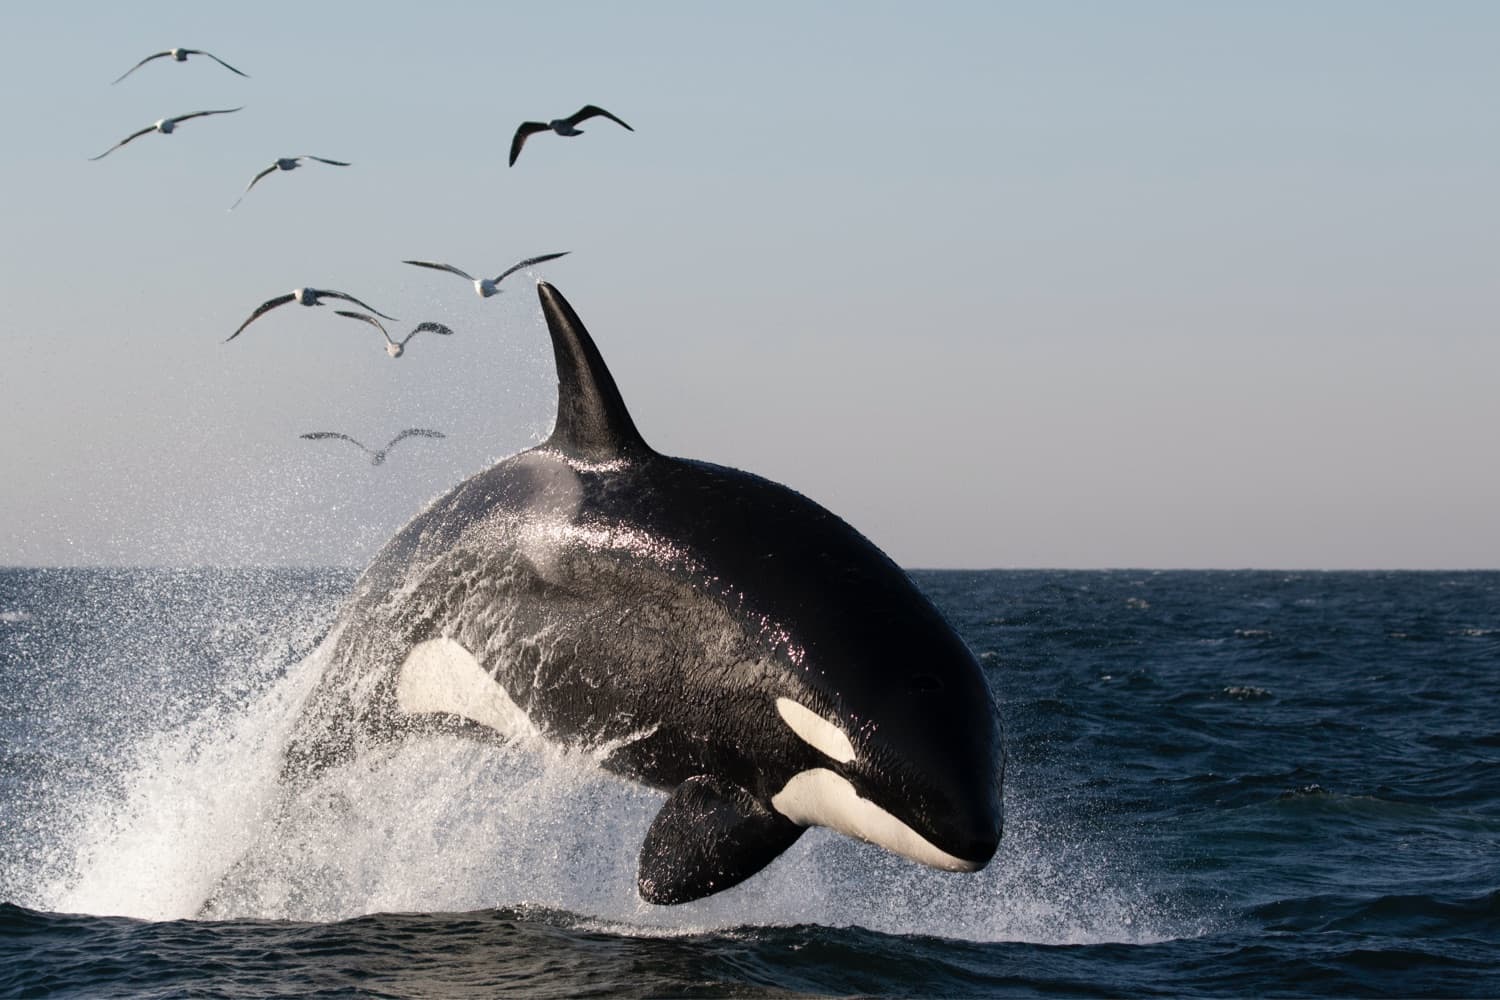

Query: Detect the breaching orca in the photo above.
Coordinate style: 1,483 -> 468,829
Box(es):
282,283 -> 1004,904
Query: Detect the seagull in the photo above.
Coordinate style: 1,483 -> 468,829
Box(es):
112,48 -> 249,84
226,288 -> 396,342
508,105 -> 633,166
300,429 -> 446,466
334,310 -> 453,358
89,108 -> 243,161
401,251 -> 570,298
231,156 -> 352,209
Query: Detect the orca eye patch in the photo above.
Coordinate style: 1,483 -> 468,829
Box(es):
775,697 -> 856,763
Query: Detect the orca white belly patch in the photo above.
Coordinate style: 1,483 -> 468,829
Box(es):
396,637 -> 538,739
770,767 -> 978,872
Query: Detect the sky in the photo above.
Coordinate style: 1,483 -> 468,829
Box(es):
1,2 -> 1496,569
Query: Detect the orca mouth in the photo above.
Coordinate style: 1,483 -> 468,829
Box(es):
936,750 -> 1005,868
769,768 -> 996,872
937,820 -> 1001,871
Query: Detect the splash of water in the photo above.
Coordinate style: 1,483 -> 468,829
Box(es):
45,642 -> 331,920
25,628 -> 1191,945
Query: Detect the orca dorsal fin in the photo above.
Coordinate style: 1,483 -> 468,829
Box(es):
537,282 -> 651,462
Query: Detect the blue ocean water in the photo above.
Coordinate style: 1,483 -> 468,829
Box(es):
1,567 -> 1497,997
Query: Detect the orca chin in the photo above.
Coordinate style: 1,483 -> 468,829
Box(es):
281,281 -> 1005,904
771,768 -> 993,872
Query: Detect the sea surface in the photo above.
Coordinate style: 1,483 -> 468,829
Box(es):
0,567 -> 1497,998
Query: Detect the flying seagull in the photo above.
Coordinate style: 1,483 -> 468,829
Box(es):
300,429 -> 446,466
226,288 -> 396,343
334,310 -> 453,358
401,251 -> 570,297
112,48 -> 249,84
508,105 -> 633,166
89,108 -> 243,161
231,155 -> 352,209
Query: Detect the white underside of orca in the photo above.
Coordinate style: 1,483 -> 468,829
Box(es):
394,638 -> 974,873
395,637 -> 538,739
770,768 -> 980,872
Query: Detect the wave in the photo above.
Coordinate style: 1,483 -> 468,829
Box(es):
0,901 -> 1197,999
1253,889 -> 1500,938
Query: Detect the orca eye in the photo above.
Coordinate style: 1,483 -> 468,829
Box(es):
908,672 -> 943,693
775,697 -> 856,763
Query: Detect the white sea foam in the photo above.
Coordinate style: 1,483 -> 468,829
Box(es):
46,640 -> 333,921
33,636 -> 1198,946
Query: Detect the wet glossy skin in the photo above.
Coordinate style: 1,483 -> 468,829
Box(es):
287,443 -> 1003,867
282,281 -> 1003,875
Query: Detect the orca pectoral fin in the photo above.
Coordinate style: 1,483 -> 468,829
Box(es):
637,775 -> 805,905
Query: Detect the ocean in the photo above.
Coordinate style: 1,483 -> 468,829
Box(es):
1,567 -> 1496,997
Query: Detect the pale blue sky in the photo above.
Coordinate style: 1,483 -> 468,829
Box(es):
1,2 -> 1496,568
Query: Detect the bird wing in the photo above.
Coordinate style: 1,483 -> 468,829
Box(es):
230,163 -> 279,209
185,49 -> 250,78
111,51 -> 171,84
300,432 -> 370,453
399,322 -> 454,347
402,259 -> 475,282
490,251 -> 571,285
88,125 -> 155,161
321,291 -> 397,321
333,309 -> 393,343
225,293 -> 295,342
385,429 -> 446,450
566,104 -> 633,131
509,121 -> 548,166
300,155 -> 352,166
172,107 -> 243,125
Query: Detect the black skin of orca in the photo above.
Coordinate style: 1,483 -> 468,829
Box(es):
282,282 -> 1004,904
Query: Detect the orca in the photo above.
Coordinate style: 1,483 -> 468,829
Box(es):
282,282 -> 1004,904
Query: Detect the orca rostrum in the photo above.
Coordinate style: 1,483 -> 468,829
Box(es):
282,282 -> 1005,904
